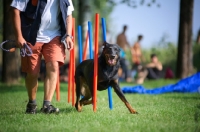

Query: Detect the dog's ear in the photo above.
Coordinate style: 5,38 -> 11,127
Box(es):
103,41 -> 109,48
103,41 -> 106,46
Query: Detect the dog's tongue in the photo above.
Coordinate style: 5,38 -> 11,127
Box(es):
108,59 -> 115,65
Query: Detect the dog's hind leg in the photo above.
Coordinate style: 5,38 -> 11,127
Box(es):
75,76 -> 82,112
79,83 -> 92,106
82,100 -> 93,105
75,76 -> 92,112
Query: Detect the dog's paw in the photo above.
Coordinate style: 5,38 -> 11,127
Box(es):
130,111 -> 138,114
134,111 -> 139,114
129,109 -> 138,114
75,102 -> 82,112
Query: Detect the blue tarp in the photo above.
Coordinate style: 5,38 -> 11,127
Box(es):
121,72 -> 200,94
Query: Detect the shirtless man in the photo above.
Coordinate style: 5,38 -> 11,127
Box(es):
116,25 -> 130,51
116,25 -> 132,82
131,35 -> 143,68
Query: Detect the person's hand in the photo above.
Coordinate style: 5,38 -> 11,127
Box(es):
65,36 -> 74,51
16,36 -> 26,48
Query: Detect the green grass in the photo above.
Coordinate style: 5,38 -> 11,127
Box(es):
0,80 -> 200,132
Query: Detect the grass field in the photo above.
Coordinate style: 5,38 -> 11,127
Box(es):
0,79 -> 200,132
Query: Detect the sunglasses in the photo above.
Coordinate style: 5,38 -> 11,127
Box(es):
0,40 -> 32,57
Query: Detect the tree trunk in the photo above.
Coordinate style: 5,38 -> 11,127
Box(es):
196,29 -> 200,44
176,0 -> 194,79
2,0 -> 20,83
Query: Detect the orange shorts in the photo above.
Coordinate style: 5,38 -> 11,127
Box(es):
21,36 -> 66,74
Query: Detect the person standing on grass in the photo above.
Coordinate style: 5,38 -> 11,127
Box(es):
116,25 -> 131,52
131,35 -> 143,70
11,0 -> 74,114
116,25 -> 132,82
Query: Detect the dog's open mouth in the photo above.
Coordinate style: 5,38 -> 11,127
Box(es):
105,54 -> 117,66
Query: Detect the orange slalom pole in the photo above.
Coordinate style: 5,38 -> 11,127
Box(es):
71,47 -> 75,106
83,31 -> 89,61
93,13 -> 99,112
68,51 -> 72,103
72,18 -> 76,106
56,68 -> 60,101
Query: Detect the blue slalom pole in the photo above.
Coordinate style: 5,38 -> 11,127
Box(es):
88,21 -> 93,59
78,25 -> 84,99
78,25 -> 83,63
101,18 -> 113,110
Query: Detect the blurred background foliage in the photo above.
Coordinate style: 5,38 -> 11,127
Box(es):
0,0 -> 199,83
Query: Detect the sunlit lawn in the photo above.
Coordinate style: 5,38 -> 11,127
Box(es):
0,79 -> 200,132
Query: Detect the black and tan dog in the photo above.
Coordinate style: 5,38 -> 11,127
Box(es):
75,42 -> 137,114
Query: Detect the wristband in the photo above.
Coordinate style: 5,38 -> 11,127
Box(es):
66,34 -> 73,39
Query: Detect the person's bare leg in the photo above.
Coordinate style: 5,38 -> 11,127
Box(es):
25,73 -> 39,114
25,73 -> 39,101
44,61 -> 59,102
136,69 -> 148,84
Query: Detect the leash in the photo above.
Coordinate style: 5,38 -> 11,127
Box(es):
20,43 -> 33,57
0,40 -> 32,57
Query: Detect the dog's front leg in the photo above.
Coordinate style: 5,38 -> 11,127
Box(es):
111,80 -> 138,114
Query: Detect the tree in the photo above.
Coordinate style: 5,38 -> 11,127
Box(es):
176,0 -> 194,78
196,29 -> 200,44
0,0 -> 3,80
2,0 -> 20,83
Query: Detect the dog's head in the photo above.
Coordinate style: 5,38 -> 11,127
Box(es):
102,42 -> 120,66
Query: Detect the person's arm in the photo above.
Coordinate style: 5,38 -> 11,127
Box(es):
65,14 -> 74,51
146,62 -> 163,70
156,62 -> 163,70
125,36 -> 131,48
13,8 -> 26,48
146,62 -> 156,68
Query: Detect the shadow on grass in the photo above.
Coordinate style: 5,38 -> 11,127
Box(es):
1,79 -> 179,93
0,107 -> 77,115
59,107 -> 77,113
0,82 -> 69,93
0,84 -> 26,93
0,109 -> 25,115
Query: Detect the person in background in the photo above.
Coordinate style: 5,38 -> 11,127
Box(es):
116,25 -> 132,82
116,25 -> 131,52
119,48 -> 132,82
131,35 -> 143,70
146,54 -> 163,79
135,54 -> 163,84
